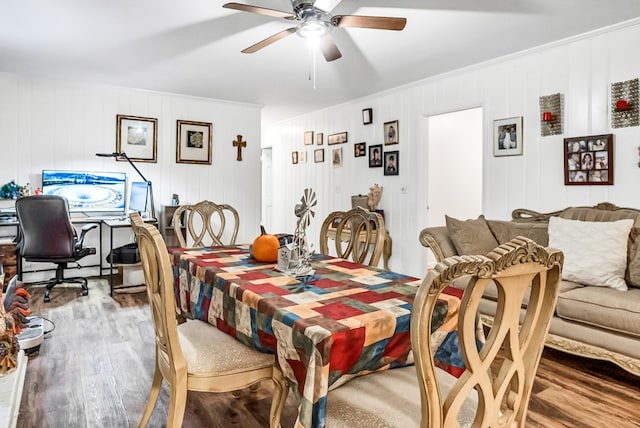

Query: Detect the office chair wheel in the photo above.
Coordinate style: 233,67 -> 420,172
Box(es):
81,279 -> 89,296
43,291 -> 51,303
82,289 -> 89,297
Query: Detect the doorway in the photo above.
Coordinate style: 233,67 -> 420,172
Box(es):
425,107 -> 483,266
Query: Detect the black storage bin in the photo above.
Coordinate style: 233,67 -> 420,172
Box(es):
106,243 -> 140,264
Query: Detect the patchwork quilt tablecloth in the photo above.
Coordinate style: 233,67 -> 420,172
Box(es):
169,245 -> 467,428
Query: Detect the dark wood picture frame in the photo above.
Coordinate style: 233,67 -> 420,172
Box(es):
369,144 -> 383,167
384,150 -> 399,176
176,120 -> 212,165
314,148 -> 324,163
116,114 -> 158,163
564,134 -> 613,185
316,132 -> 323,145
328,132 -> 348,145
354,142 -> 366,157
362,108 -> 373,125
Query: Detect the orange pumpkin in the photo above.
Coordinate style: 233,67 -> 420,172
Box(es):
253,225 -> 280,263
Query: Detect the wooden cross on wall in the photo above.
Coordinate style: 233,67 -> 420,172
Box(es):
233,134 -> 246,161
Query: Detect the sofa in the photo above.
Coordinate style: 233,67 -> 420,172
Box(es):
419,202 -> 640,377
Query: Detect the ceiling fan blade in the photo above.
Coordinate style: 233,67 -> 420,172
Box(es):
332,15 -> 406,31
319,35 -> 342,62
241,28 -> 297,54
313,0 -> 343,13
223,2 -> 294,19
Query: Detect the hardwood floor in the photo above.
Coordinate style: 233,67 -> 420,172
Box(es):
16,279 -> 640,427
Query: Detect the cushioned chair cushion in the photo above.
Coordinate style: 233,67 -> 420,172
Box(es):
556,287 -> 640,338
325,365 -> 477,428
175,319 -> 274,376
445,215 -> 499,256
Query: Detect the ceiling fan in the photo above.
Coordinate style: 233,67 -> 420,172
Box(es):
223,0 -> 407,62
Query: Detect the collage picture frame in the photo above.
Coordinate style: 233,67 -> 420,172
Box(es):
564,134 -> 613,185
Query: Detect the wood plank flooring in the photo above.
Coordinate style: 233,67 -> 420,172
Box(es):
16,279 -> 640,427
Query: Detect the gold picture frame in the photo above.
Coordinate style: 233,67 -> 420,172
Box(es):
176,120 -> 212,164
116,114 -> 158,163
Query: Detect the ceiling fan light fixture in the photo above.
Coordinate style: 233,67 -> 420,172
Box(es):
297,17 -> 330,40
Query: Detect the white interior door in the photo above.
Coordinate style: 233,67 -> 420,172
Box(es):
426,107 -> 483,265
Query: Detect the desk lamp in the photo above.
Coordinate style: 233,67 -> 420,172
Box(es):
95,152 -> 156,220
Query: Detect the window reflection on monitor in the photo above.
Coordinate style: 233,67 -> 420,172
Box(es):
128,182 -> 148,213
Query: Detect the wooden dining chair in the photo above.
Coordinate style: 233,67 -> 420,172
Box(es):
319,206 -> 386,267
130,213 -> 288,428
172,200 -> 239,248
324,236 -> 563,427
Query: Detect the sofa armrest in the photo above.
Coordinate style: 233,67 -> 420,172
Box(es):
419,226 -> 458,263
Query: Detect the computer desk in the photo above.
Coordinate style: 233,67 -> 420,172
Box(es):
102,217 -> 157,296
1,215 -> 156,296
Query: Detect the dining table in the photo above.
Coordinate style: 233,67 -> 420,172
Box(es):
169,244 -> 471,428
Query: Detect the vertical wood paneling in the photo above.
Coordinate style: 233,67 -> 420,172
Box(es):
268,22 -> 640,278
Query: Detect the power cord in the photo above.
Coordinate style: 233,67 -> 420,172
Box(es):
27,315 -> 56,335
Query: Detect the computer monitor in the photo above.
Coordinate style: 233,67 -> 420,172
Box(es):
41,170 -> 126,213
128,182 -> 148,214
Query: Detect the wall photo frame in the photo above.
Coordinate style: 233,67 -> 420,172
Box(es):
316,132 -> 323,145
384,120 -> 398,145
116,114 -> 158,163
369,144 -> 383,167
362,108 -> 373,125
384,151 -> 399,175
332,148 -> 343,167
176,120 -> 212,164
304,130 -> 314,146
354,142 -> 366,157
314,148 -> 324,163
564,134 -> 613,185
494,116 -> 523,157
328,132 -> 348,145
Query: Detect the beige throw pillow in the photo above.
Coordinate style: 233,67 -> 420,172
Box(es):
445,215 -> 499,256
548,217 -> 633,291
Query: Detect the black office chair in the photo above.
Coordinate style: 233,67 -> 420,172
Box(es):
15,195 -> 98,302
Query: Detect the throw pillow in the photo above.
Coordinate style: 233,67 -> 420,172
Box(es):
548,217 -> 634,291
445,215 -> 499,256
626,227 -> 640,288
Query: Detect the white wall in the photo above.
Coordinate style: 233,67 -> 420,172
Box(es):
0,73 -> 263,278
265,20 -> 640,278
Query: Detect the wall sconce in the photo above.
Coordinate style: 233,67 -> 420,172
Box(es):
616,99 -> 629,110
542,111 -> 553,122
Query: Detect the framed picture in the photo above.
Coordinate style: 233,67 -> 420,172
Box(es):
176,120 -> 212,164
332,148 -> 343,167
384,120 -> 399,145
299,151 -> 307,163
328,132 -> 348,145
494,116 -> 523,157
304,131 -> 314,146
314,149 -> 324,163
316,132 -> 323,145
116,115 -> 158,163
564,134 -> 613,185
354,142 -> 366,157
369,144 -> 383,167
384,151 -> 399,175
362,108 -> 373,125
292,151 -> 298,164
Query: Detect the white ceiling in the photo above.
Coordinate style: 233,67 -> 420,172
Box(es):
2,0 -> 640,123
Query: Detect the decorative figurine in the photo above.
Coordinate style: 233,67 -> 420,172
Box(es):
367,184 -> 383,211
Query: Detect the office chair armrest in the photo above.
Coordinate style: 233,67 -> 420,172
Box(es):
76,223 -> 99,248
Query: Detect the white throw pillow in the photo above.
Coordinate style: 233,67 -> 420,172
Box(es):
548,217 -> 633,291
